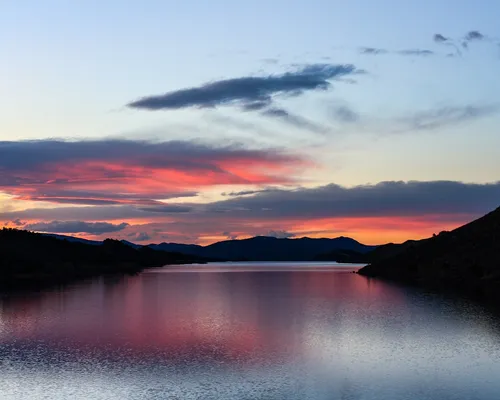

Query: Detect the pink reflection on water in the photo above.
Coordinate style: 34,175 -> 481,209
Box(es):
0,266 -> 404,365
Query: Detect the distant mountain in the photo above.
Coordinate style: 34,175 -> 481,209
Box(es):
358,207 -> 500,307
45,232 -> 377,262
150,236 -> 376,261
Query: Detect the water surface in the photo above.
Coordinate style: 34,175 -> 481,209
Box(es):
1,262 -> 500,399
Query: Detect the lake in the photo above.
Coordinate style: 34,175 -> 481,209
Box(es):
1,262 -> 500,399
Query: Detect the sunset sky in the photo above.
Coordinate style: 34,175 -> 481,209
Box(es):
1,0 -> 500,245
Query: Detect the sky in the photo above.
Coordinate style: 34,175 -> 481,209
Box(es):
1,0 -> 500,245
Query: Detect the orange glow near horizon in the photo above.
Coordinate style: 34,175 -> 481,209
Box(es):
1,212 -> 476,245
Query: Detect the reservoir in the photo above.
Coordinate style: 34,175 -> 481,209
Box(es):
1,262 -> 499,399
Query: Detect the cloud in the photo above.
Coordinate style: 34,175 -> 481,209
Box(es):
222,188 -> 277,197
433,34 -> 449,43
127,232 -> 152,242
222,231 -> 238,240
396,49 -> 434,56
5,180 -> 499,225
262,230 -> 295,239
433,30 -> 499,56
127,63 -> 359,112
360,47 -> 388,55
0,139 -> 307,206
23,220 -> 130,234
138,205 -> 193,213
360,47 -> 434,57
202,180 -> 500,220
332,105 -> 360,123
465,30 -> 485,41
261,108 -> 327,133
3,180 -> 500,244
398,104 -> 499,131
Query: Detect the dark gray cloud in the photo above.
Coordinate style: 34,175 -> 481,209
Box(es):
399,104 -> 499,131
203,181 -> 500,219
0,139 -> 292,171
24,220 -> 130,234
127,63 -> 358,112
465,31 -> 485,41
138,205 -> 193,213
0,205 -> 165,221
433,34 -> 449,43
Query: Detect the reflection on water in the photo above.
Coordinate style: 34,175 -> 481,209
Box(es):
1,262 -> 500,399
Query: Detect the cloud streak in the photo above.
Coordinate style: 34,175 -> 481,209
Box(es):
398,104 -> 499,131
127,64 -> 358,113
23,220 -> 130,234
360,47 -> 434,57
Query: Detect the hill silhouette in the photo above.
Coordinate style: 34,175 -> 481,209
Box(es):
150,236 -> 376,261
358,207 -> 500,307
0,228 -> 204,290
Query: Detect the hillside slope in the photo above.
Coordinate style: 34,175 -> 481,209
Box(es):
0,229 -> 204,290
358,207 -> 500,306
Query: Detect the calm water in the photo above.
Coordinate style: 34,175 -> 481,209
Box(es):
1,262 -> 500,400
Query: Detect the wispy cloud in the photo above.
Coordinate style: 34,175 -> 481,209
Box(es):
434,30 -> 499,55
360,47 -> 389,55
360,47 -> 434,57
261,107 -> 327,133
23,220 -> 130,234
398,104 -> 499,131
362,30 -> 497,59
328,103 -> 498,133
396,49 -> 434,56
127,64 -> 359,113
331,105 -> 360,123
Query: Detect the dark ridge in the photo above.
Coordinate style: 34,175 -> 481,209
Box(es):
0,228 -> 205,291
150,236 -> 377,261
358,207 -> 500,307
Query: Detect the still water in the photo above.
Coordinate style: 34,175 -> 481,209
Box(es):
1,262 -> 500,399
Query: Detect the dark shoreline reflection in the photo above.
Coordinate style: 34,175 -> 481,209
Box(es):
1,263 -> 500,399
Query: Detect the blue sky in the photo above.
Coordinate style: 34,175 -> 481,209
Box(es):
1,1 -> 499,243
